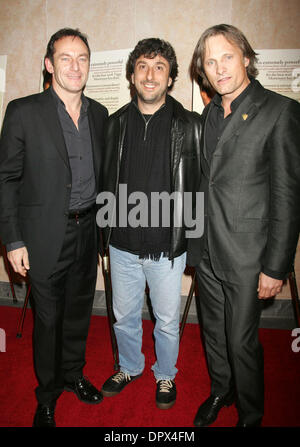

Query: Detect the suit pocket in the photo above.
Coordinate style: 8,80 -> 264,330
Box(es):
234,217 -> 269,233
19,205 -> 41,220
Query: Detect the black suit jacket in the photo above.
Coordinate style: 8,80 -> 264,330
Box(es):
187,81 -> 300,282
0,88 -> 108,278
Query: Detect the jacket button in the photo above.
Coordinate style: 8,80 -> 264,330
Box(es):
66,183 -> 71,188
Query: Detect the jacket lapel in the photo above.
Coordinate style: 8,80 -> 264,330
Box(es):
87,103 -> 101,188
170,98 -> 185,181
37,89 -> 70,169
215,96 -> 258,151
208,81 -> 267,155
202,104 -> 212,162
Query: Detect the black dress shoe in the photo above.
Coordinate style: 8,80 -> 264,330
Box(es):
64,376 -> 103,404
194,393 -> 235,427
33,404 -> 56,427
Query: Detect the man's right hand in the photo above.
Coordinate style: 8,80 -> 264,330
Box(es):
7,247 -> 30,277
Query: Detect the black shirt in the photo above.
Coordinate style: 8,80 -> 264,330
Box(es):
205,79 -> 254,161
110,96 -> 173,259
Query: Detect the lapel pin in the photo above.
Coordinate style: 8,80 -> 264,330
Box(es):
242,113 -> 248,121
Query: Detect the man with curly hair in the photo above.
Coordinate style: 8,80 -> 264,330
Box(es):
100,38 -> 201,409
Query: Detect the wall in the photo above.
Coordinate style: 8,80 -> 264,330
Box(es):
0,0 -> 299,298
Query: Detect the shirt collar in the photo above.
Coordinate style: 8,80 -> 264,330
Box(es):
212,77 -> 255,112
50,86 -> 89,112
132,93 -> 172,116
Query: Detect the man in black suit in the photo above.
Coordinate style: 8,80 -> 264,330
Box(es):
188,24 -> 300,427
0,28 -> 108,427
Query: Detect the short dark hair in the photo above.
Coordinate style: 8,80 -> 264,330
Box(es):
45,28 -> 90,64
191,24 -> 258,86
126,38 -> 178,90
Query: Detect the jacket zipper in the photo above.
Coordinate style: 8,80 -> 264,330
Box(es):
133,101 -> 166,141
142,114 -> 153,141
106,120 -> 126,248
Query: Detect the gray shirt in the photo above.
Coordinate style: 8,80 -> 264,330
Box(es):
52,86 -> 96,210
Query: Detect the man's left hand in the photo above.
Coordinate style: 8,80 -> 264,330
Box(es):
257,272 -> 283,299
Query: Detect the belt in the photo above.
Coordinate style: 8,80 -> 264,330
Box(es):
68,205 -> 95,219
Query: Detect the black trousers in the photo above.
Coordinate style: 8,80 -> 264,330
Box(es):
195,251 -> 264,425
29,211 -> 98,405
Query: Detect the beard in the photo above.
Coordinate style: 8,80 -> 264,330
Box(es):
135,82 -> 169,105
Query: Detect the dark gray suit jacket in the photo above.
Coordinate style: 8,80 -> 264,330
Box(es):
187,81 -> 300,282
0,88 -> 108,278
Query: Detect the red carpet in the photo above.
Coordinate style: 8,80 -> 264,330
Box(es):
0,305 -> 299,427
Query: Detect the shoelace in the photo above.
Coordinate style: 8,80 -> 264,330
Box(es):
112,371 -> 131,383
157,379 -> 174,393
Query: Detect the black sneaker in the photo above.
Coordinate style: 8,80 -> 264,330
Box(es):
156,379 -> 176,409
101,371 -> 142,397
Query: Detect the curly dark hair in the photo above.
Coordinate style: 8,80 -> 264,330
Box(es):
45,28 -> 90,64
126,38 -> 178,91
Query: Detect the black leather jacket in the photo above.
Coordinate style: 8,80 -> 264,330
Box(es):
100,95 -> 202,260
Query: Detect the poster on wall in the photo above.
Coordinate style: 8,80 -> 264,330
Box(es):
85,48 -> 132,114
40,48 -> 132,115
0,55 -> 7,126
192,48 -> 300,113
256,49 -> 300,102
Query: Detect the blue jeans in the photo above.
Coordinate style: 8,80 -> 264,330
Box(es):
109,245 -> 186,380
